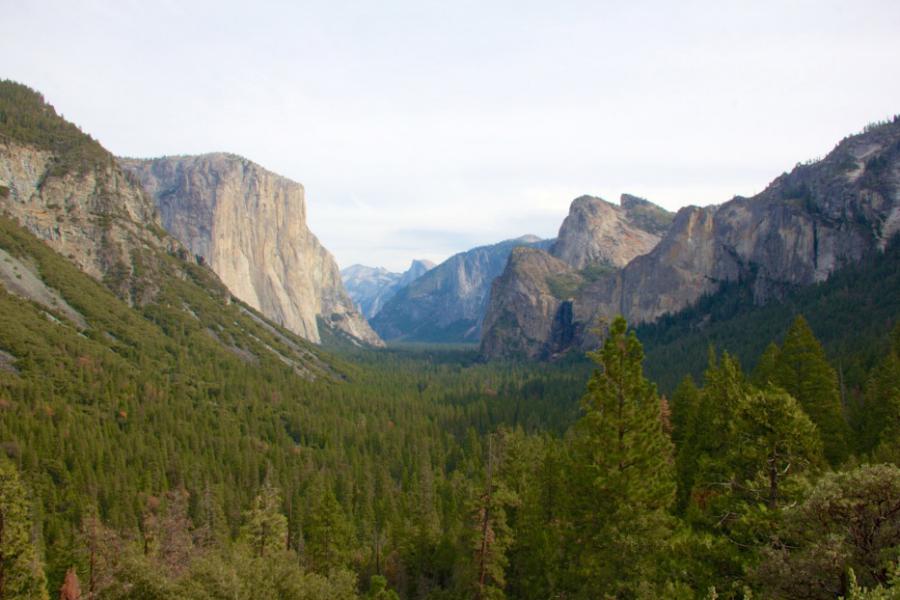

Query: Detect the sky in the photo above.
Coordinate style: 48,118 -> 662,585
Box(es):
2,1 -> 899,271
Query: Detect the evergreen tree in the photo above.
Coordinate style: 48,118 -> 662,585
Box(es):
865,324 -> 900,463
466,433 -> 516,600
566,316 -> 676,597
684,351 -> 749,513
504,435 -> 566,600
671,375 -> 701,512
0,458 -> 49,600
752,342 -> 781,389
729,388 -> 823,510
304,476 -> 352,572
240,480 -> 288,559
775,315 -> 850,465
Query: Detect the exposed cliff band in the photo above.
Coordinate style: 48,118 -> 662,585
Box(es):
481,119 -> 900,360
120,154 -> 383,346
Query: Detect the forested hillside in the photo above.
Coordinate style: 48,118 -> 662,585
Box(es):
640,235 -> 900,394
1,80 -> 899,599
3,209 -> 900,597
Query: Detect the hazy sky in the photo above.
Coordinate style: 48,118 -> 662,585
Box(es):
3,1 -> 899,270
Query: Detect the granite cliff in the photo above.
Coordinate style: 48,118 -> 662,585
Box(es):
550,194 -> 671,269
120,154 -> 382,346
480,194 -> 673,358
0,84 -> 172,305
481,118 -> 900,359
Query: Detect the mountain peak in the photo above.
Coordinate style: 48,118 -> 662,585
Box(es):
550,194 -> 667,270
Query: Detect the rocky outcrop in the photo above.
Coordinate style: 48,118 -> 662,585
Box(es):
481,118 -> 900,359
0,141 -> 169,305
341,259 -> 435,319
371,236 -> 550,343
480,247 -> 582,359
550,195 -> 668,269
480,194 -> 672,358
120,154 -> 382,346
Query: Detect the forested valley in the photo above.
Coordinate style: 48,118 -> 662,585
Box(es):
2,79 -> 900,600
2,205 -> 900,599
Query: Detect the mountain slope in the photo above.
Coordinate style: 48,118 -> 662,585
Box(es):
480,194 -> 674,358
119,154 -> 382,346
481,118 -> 900,359
341,259 -> 434,319
0,80 -> 337,377
0,81 -> 172,305
371,235 -> 550,343
638,234 -> 900,394
479,247 -> 582,359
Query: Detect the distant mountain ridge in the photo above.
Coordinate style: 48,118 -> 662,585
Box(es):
480,117 -> 900,360
370,235 -> 552,343
341,259 -> 435,319
119,154 -> 382,347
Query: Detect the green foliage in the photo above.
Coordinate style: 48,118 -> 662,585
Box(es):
859,324 -> 900,461
366,574 -> 400,600
0,458 -> 49,599
304,476 -> 353,572
671,375 -> 700,511
774,316 -> 850,465
843,562 -> 900,599
545,271 -> 584,300
0,156 -> 899,597
566,316 -> 676,597
464,433 -> 518,600
639,238 -> 900,395
672,352 -> 826,595
240,480 -> 288,558
0,80 -> 110,178
756,465 -> 900,599
728,388 -> 823,509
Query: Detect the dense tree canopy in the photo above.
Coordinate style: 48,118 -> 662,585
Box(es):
0,206 -> 899,597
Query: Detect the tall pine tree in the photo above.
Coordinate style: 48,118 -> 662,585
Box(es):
775,315 -> 850,465
566,316 -> 676,597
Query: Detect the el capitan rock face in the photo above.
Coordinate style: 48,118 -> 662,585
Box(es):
120,154 -> 382,346
481,119 -> 900,359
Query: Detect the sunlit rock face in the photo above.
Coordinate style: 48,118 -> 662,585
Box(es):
121,154 -> 382,346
